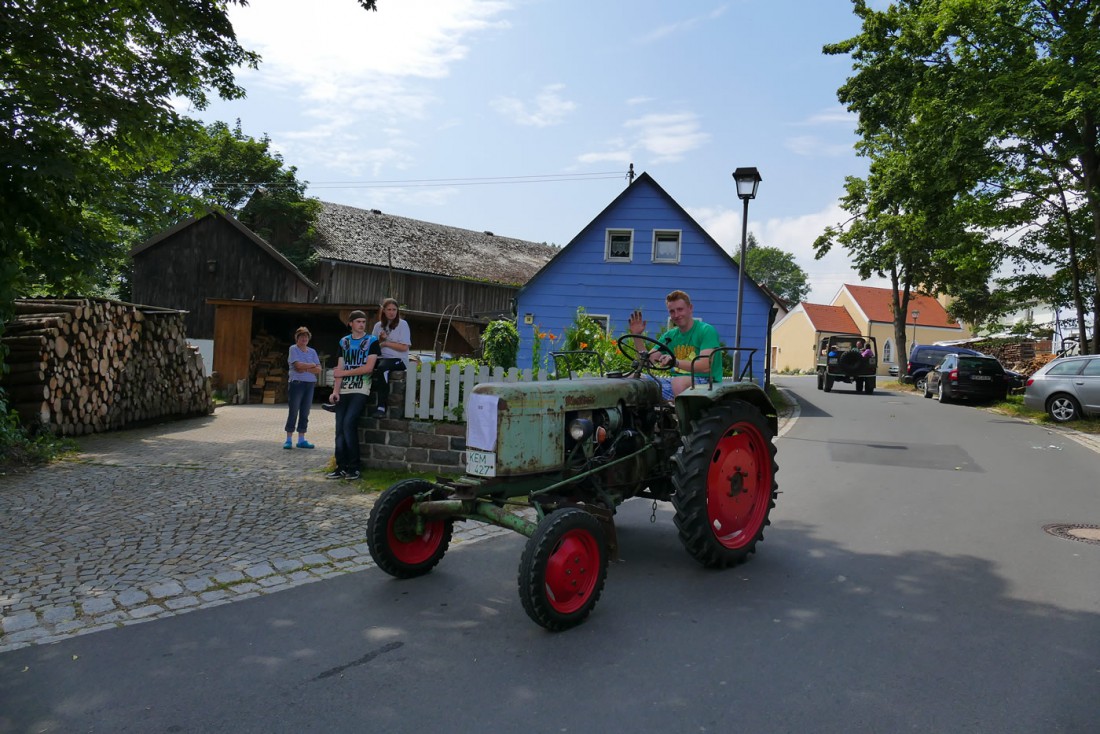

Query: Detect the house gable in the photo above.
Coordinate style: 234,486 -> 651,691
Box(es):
516,172 -> 773,374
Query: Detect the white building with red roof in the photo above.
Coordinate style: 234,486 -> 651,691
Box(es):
770,285 -> 970,375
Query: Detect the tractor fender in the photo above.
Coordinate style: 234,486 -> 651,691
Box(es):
675,382 -> 778,436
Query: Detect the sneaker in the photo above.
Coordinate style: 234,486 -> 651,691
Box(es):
325,469 -> 345,480
297,440 -> 315,449
344,470 -> 361,481
283,440 -> 293,450
321,402 -> 336,413
373,406 -> 386,418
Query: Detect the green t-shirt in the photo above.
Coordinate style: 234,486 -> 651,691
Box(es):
659,319 -> 722,380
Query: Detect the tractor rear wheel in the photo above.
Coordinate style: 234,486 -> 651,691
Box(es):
367,479 -> 453,578
518,508 -> 608,631
672,401 -> 778,568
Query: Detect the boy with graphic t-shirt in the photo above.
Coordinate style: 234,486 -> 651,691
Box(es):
327,310 -> 380,481
627,290 -> 721,399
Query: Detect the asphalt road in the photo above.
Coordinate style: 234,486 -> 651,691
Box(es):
1,377 -> 1097,733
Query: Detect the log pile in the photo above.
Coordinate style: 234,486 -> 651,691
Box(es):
249,331 -> 288,404
1,298 -> 213,435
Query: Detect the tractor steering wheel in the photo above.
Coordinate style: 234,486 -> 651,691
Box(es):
616,334 -> 676,373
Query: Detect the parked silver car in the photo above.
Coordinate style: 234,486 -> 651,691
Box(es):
1023,355 -> 1100,422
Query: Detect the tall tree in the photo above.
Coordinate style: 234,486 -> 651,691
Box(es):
742,236 -> 811,306
1,1 -> 260,314
828,0 -> 1100,352
0,0 -> 376,341
138,119 -> 322,274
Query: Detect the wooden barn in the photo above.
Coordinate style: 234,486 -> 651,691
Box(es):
131,204 -> 556,391
131,210 -> 318,340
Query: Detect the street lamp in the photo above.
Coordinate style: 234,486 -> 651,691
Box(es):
911,309 -> 920,349
732,166 -> 762,381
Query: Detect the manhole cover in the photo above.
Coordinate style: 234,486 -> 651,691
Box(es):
1044,523 -> 1100,546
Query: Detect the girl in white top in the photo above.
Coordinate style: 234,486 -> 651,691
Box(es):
369,298 -> 411,416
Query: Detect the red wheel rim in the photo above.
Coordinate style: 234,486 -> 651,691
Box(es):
387,496 -> 446,564
705,420 -> 772,550
543,529 -> 600,614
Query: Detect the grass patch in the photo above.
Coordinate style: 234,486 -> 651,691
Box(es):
990,394 -> 1100,434
0,409 -> 78,475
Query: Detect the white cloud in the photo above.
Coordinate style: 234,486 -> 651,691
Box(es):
637,5 -> 729,44
795,106 -> 855,126
576,112 -> 709,166
577,150 -> 633,165
221,0 -> 512,178
784,106 -> 857,157
491,84 -> 577,127
230,0 -> 510,88
785,134 -> 853,158
691,202 -> 893,303
625,112 -> 710,162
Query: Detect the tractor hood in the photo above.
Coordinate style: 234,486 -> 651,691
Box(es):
465,377 -> 660,478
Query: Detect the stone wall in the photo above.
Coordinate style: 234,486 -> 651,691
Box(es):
356,370 -> 467,475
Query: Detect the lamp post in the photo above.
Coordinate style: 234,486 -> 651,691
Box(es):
732,167 -> 762,381
910,309 -> 920,349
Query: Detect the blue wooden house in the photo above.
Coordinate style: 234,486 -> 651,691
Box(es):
516,172 -> 776,379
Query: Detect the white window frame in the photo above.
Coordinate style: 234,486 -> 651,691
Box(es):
587,314 -> 611,335
652,229 -> 681,263
883,339 -> 894,364
605,229 -> 633,262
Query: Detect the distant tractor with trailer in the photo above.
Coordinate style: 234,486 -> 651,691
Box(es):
366,339 -> 780,631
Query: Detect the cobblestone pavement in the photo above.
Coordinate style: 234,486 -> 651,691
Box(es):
0,404 -> 512,653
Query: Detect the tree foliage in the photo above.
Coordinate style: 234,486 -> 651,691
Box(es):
825,0 -> 1100,353
1,0 -> 260,315
743,236 -> 811,306
482,320 -> 519,369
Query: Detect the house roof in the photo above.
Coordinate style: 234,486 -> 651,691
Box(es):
521,171 -> 767,301
802,303 -> 860,334
312,201 -> 557,286
131,210 -> 317,292
842,284 -> 960,328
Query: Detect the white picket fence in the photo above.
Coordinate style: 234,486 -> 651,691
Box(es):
402,363 -> 550,421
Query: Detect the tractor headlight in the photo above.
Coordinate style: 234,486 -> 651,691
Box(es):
568,418 -> 594,442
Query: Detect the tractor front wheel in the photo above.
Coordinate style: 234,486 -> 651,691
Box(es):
672,401 -> 778,568
518,508 -> 609,631
367,479 -> 453,578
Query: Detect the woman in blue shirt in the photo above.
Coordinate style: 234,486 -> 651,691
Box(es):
285,326 -> 322,449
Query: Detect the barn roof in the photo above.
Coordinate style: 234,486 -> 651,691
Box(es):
131,210 -> 317,291
312,202 -> 557,286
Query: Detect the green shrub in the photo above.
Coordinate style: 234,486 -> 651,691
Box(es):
0,392 -> 76,471
557,308 -> 633,375
482,319 -> 519,368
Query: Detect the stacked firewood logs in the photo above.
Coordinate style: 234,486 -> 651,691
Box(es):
1,298 -> 213,435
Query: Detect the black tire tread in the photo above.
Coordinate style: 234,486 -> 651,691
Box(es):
367,479 -> 453,578
517,508 -> 608,631
671,401 -> 778,569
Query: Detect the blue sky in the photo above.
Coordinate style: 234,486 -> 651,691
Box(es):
190,0 -> 893,303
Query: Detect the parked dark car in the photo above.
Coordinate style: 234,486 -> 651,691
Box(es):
1023,355 -> 1100,422
923,354 -> 1009,403
906,344 -> 984,391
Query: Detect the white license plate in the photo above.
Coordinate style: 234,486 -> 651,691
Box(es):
466,449 -> 496,477
971,375 -> 991,381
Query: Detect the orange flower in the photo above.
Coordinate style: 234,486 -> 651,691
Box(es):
580,341 -> 588,349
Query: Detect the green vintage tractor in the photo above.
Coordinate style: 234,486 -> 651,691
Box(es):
366,337 -> 780,631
